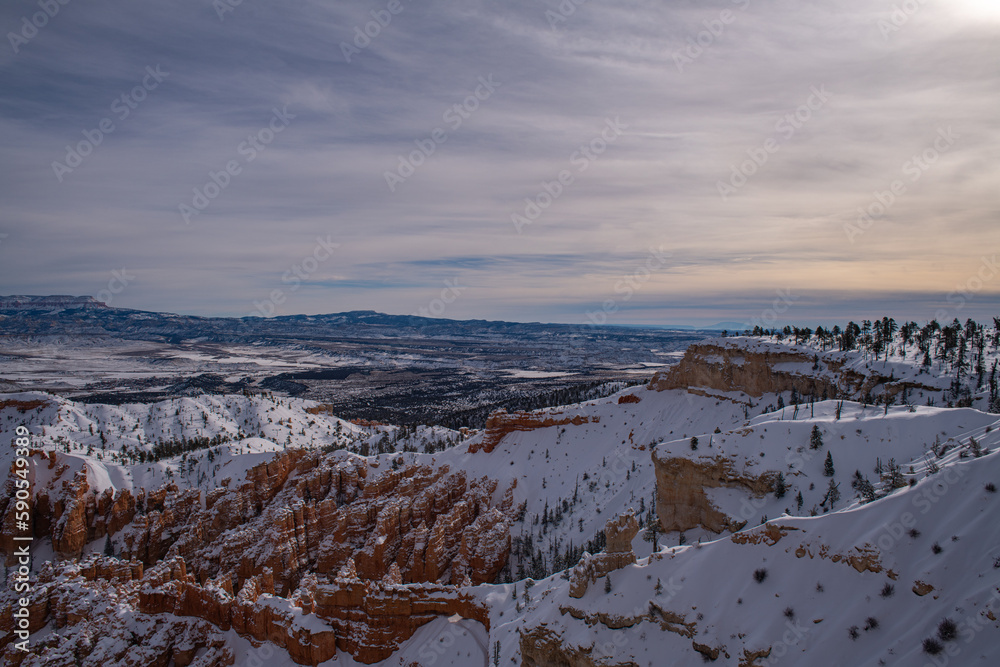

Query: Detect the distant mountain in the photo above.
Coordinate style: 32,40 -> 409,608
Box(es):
0,294 -> 109,310
0,295 -> 702,343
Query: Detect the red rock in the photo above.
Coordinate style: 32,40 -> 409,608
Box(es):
471,409 -> 599,453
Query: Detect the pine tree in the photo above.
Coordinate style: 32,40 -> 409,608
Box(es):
810,425 -> 823,450
642,514 -> 660,549
103,536 -> 114,558
884,458 -> 906,489
690,436 -> 698,451
824,451 -> 835,477
604,575 -> 612,594
493,640 -> 501,666
774,472 -> 787,499
823,479 -> 841,509
796,491 -> 804,511
654,578 -> 664,595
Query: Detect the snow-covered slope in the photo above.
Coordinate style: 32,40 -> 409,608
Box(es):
483,435 -> 1000,666
0,391 -> 467,496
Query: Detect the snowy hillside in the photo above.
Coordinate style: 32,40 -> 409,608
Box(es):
482,439 -> 1000,666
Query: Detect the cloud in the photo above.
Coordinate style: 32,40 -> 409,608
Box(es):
0,0 -> 998,325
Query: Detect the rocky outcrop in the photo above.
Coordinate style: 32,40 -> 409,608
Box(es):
648,342 -> 938,401
1,551 -> 489,667
730,523 -> 796,546
652,454 -> 774,534
0,398 -> 51,412
519,625 -> 640,667
793,543 -> 892,576
135,555 -> 490,665
112,451 -> 511,595
470,409 -> 599,454
0,556 -> 233,667
739,647 -> 773,667
569,512 -> 639,598
5,446 -> 512,664
312,579 -> 488,663
1,453 -> 139,564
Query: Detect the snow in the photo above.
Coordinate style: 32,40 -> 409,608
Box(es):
503,370 -> 578,379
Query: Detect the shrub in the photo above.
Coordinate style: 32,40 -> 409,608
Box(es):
923,638 -> 943,655
783,607 -> 794,619
864,617 -> 879,631
848,626 -> 860,640
816,582 -> 824,593
938,618 -> 958,642
690,436 -> 699,451
986,483 -> 997,493
753,568 -> 768,583
932,542 -> 943,554
908,528 -> 921,539
880,583 -> 894,598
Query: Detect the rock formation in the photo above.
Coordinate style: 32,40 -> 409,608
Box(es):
519,625 -> 641,667
470,409 -> 598,453
652,453 -> 774,534
568,511 -> 639,598
648,341 -> 938,401
0,556 -> 233,667
1,452 -> 138,565
2,447 -> 512,664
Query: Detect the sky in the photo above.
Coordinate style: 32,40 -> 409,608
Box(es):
1,0 -> 998,328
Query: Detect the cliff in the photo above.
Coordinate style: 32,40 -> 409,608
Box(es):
653,454 -> 775,534
470,409 -> 598,453
648,340 -> 939,402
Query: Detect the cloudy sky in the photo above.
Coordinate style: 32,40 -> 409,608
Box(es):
1,0 -> 998,327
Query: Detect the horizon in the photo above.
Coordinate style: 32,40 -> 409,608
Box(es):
3,292 -> 996,332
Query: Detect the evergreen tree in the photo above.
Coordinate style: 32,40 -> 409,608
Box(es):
654,578 -> 664,595
810,425 -> 823,450
774,472 -> 787,499
883,458 -> 906,489
493,641 -> 501,666
642,514 -> 660,549
690,436 -> 698,451
823,479 -> 841,509
824,451 -> 835,477
796,491 -> 804,511
103,536 -> 114,558
604,575 -> 612,594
